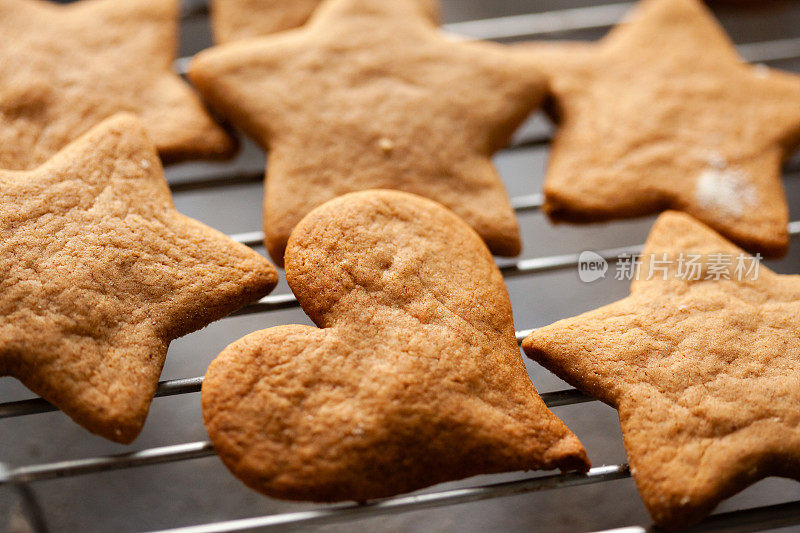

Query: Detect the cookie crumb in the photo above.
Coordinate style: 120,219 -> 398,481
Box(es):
378,137 -> 395,154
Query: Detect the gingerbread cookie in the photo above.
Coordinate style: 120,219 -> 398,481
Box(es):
523,211 -> 800,530
0,0 -> 236,170
0,114 -> 277,444
518,0 -> 800,257
211,0 -> 324,43
189,0 -> 543,264
203,190 -> 589,501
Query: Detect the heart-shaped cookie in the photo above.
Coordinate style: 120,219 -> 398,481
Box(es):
202,190 -> 589,501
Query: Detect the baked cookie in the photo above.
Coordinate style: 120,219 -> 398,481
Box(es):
523,211 -> 800,530
189,0 -> 543,264
518,0 -> 800,257
203,190 -> 589,501
211,0 -> 324,43
0,114 -> 277,444
0,0 -> 236,170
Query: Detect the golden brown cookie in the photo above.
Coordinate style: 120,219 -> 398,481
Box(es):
0,114 -> 277,444
202,190 -> 589,501
189,0 -> 544,264
523,211 -> 800,530
0,0 -> 237,170
211,0 -> 324,43
518,0 -> 800,257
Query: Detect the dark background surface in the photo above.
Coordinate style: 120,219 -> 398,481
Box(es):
4,1 -> 800,532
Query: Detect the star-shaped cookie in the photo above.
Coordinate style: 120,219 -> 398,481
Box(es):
0,0 -> 237,170
211,0 -> 324,43
0,114 -> 277,444
189,0 -> 543,264
523,211 -> 800,530
519,0 -> 800,257
203,190 -> 589,501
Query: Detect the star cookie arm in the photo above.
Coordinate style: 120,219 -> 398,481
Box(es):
81,0 -> 239,163
0,0 -> 236,170
513,41 -> 599,124
438,40 -> 548,155
602,0 -> 742,64
137,73 -> 239,164
211,0 -> 323,43
630,210 -> 784,295
0,114 -> 276,443
619,394 -> 800,530
515,42 -> 684,226
543,118 -> 789,257
522,297 -> 655,408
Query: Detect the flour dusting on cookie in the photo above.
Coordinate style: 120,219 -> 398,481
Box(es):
695,167 -> 756,216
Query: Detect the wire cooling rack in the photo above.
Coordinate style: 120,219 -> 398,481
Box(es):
3,2 -> 800,532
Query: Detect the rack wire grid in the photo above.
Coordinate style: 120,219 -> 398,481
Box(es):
4,1 -> 800,532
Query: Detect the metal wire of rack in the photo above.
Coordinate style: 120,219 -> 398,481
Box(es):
3,2 -> 800,532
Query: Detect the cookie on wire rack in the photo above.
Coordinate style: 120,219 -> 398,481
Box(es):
0,114 -> 277,444
524,211 -> 800,530
189,0 -> 545,264
203,190 -> 589,502
0,0 -> 237,170
518,0 -> 800,257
